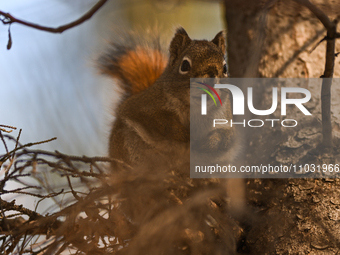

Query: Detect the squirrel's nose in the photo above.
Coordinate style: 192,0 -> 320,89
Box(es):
205,66 -> 218,78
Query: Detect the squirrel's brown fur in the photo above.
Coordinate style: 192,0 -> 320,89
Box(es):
98,31 -> 168,97
123,47 -> 167,93
103,47 -> 167,95
98,27 -> 235,170
98,28 -> 240,254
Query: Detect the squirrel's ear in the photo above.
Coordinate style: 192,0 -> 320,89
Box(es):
211,31 -> 226,55
169,27 -> 191,66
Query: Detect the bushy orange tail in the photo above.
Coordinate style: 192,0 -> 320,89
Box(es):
98,32 -> 168,97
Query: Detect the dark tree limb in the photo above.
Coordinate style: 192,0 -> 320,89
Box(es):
0,0 -> 108,48
295,0 -> 337,148
320,20 -> 337,148
0,0 -> 108,33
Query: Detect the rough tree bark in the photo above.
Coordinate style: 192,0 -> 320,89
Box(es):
224,0 -> 340,253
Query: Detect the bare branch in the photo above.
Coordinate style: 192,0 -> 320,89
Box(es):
295,0 -> 333,30
0,0 -> 108,34
0,137 -> 57,162
295,0 -> 337,148
0,128 -> 237,254
0,125 -> 16,133
0,199 -> 42,220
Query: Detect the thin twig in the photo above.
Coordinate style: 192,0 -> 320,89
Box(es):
0,199 -> 42,220
309,35 -> 327,53
311,33 -> 340,53
0,132 -> 9,156
0,125 -> 16,133
12,129 -> 22,160
0,0 -> 108,34
0,137 -> 57,162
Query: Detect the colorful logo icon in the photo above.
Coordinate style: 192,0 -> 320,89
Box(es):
196,82 -> 222,106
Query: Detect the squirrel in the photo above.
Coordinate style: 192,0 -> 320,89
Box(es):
98,29 -> 242,254
98,27 -> 237,171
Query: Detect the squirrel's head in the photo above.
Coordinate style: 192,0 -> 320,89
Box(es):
168,27 -> 228,79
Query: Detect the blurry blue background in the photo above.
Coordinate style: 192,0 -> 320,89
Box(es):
0,0 -> 224,212
0,0 -> 224,156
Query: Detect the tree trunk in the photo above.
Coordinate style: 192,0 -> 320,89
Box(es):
224,0 -> 340,253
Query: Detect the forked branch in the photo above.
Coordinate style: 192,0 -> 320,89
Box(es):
295,0 -> 338,148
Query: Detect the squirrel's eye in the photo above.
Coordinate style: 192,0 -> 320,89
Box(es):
223,60 -> 228,77
179,57 -> 192,74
